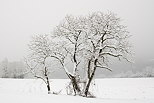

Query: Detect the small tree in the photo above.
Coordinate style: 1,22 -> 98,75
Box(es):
27,34 -> 52,94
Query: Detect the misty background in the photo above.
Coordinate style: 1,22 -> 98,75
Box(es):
0,0 -> 154,78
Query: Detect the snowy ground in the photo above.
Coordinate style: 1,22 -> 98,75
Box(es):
0,78 -> 154,103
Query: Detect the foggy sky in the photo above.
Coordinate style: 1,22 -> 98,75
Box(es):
0,0 -> 154,64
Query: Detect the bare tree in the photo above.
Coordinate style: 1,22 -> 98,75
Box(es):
27,33 -> 82,95
27,34 -> 52,94
53,15 -> 87,95
83,12 -> 132,96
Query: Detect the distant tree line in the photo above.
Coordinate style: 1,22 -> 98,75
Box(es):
113,67 -> 154,78
0,58 -> 27,78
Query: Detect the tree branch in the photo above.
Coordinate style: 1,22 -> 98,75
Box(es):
101,52 -> 122,58
96,65 -> 112,72
102,45 -> 117,50
66,37 -> 75,44
34,75 -> 47,84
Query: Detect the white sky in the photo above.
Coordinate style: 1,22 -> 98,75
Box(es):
0,0 -> 154,62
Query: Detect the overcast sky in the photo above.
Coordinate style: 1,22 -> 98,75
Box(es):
0,0 -> 154,63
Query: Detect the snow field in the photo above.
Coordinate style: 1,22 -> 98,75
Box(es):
0,78 -> 154,103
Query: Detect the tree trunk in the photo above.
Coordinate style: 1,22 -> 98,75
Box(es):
69,74 -> 81,95
44,67 -> 51,94
46,76 -> 51,94
84,59 -> 97,97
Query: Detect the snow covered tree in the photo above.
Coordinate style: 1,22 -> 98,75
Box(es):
27,11 -> 132,97
27,34 -> 53,94
83,12 -> 132,96
53,15 -> 87,95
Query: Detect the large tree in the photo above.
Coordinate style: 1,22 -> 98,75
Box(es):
53,12 -> 132,97
83,12 -> 131,96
